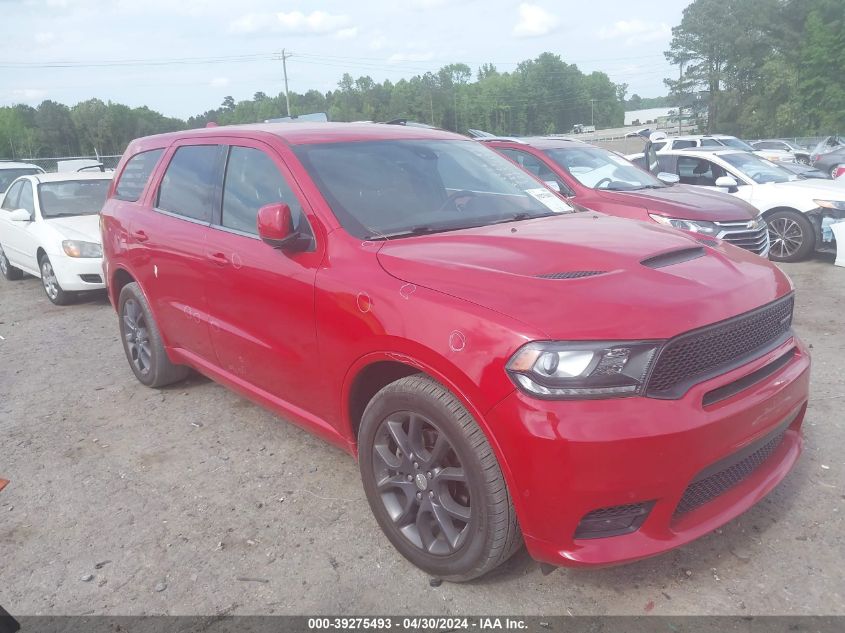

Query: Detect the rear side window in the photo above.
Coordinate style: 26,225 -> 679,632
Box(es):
221,146 -> 309,236
157,145 -> 219,222
114,149 -> 164,202
673,140 -> 696,149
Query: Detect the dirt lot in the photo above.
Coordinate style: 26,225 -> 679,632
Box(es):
1,256 -> 843,617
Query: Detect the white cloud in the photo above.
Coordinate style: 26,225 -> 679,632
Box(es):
513,3 -> 559,38
45,0 -> 67,7
334,27 -> 358,40
34,31 -> 55,44
9,88 -> 47,102
598,20 -> 671,45
230,10 -> 351,36
209,77 -> 230,88
387,51 -> 435,63
369,34 -> 388,50
410,0 -> 448,8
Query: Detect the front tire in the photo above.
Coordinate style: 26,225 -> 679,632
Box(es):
767,210 -> 815,262
0,244 -> 23,281
39,254 -> 74,305
359,375 -> 522,581
118,282 -> 189,387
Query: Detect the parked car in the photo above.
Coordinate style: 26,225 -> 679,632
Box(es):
484,136 -> 769,256
777,162 -> 834,180
0,161 -> 45,198
651,148 -> 845,261
651,134 -> 759,153
102,122 -> 809,581
811,146 -> 845,179
751,140 -> 811,164
0,172 -> 111,304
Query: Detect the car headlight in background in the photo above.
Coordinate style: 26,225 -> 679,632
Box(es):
648,214 -> 720,235
506,341 -> 661,399
813,199 -> 845,211
62,240 -> 103,258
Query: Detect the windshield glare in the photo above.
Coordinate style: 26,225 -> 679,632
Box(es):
721,153 -> 794,184
1,168 -> 41,192
39,180 -> 110,218
544,146 -> 665,191
294,140 -> 573,239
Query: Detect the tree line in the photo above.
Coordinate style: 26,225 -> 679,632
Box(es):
0,52 -> 626,160
666,0 -> 845,136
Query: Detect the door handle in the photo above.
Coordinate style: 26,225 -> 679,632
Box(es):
207,251 -> 228,266
132,230 -> 150,243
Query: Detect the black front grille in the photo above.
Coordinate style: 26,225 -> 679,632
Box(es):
536,270 -> 605,279
646,295 -> 794,398
674,430 -> 786,516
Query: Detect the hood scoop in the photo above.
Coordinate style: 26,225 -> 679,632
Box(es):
641,247 -> 705,269
536,270 -> 606,280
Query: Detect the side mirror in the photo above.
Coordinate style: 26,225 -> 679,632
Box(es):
257,203 -> 306,251
544,180 -> 561,193
715,176 -> 738,188
657,172 -> 680,185
9,209 -> 31,222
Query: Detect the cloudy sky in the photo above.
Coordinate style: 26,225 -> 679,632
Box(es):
1,0 -> 686,119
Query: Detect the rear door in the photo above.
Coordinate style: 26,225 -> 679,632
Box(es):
0,180 -> 27,268
203,141 -> 322,410
130,141 -> 224,363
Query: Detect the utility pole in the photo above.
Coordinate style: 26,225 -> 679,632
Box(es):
678,59 -> 686,135
280,48 -> 292,117
590,99 -> 597,127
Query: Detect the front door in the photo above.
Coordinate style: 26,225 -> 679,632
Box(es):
204,142 -> 322,411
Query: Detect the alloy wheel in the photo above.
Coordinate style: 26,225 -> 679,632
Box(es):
768,216 -> 804,259
122,298 -> 152,375
372,411 -> 472,555
41,260 -> 59,300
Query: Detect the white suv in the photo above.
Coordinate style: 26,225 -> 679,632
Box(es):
654,148 -> 845,262
0,161 -> 45,198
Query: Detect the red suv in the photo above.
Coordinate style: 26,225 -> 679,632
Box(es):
484,137 -> 771,257
101,123 -> 809,581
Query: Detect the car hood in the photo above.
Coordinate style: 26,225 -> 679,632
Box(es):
594,184 -> 758,221
376,214 -> 791,340
45,214 -> 101,243
769,179 -> 845,198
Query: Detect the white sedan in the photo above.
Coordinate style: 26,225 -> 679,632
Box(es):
0,172 -> 111,304
650,148 -> 845,262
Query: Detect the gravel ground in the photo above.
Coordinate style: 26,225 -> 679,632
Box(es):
0,256 -> 843,617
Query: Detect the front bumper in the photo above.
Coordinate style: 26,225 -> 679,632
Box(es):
50,253 -> 106,291
486,335 -> 810,567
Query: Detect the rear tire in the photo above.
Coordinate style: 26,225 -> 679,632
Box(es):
766,210 -> 815,262
118,282 -> 189,387
359,374 -> 522,582
39,254 -> 74,305
0,244 -> 23,281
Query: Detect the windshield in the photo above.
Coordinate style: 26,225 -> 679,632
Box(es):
0,168 -> 41,192
293,139 -> 573,239
543,146 -> 665,190
721,153 -> 794,184
38,179 -> 110,218
718,138 -> 755,151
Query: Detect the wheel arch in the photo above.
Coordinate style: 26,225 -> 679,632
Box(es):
110,265 -> 137,307
340,351 -> 527,527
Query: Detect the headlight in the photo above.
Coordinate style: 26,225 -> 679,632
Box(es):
506,341 -> 660,399
813,199 -> 845,211
62,240 -> 103,258
649,214 -> 720,235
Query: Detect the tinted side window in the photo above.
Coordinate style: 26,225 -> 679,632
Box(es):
221,146 -> 310,237
676,157 -> 725,186
115,149 -> 164,202
1,181 -> 24,210
157,145 -> 219,222
673,140 -> 696,149
497,148 -> 574,195
18,182 -> 34,218
700,139 -> 721,147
